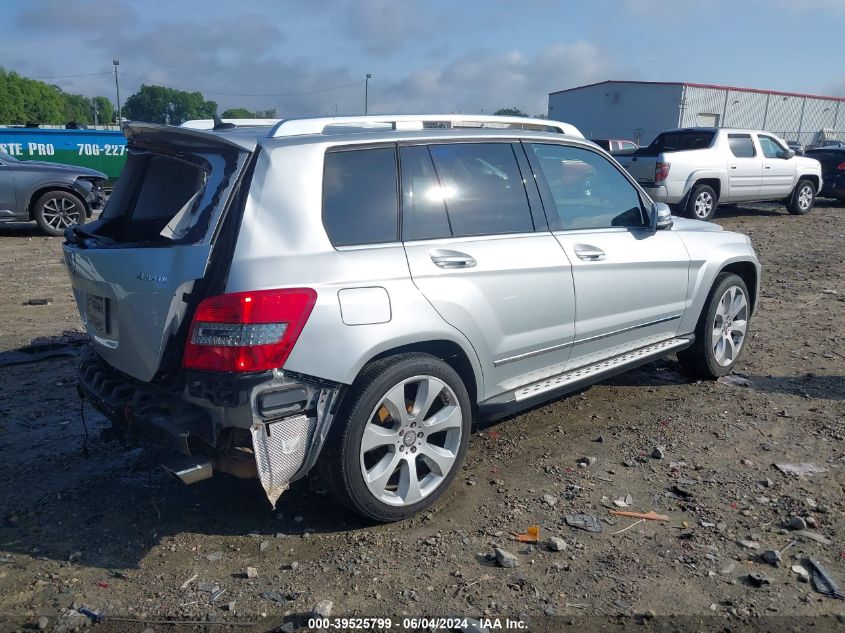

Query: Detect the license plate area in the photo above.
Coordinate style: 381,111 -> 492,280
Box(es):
86,294 -> 109,334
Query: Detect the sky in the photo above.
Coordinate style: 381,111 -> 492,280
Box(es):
3,0 -> 845,118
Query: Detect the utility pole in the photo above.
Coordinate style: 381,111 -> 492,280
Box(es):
113,59 -> 121,128
364,73 -> 372,114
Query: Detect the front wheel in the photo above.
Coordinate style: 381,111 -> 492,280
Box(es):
678,273 -> 751,379
787,179 -> 815,215
319,353 -> 471,522
33,190 -> 86,236
685,185 -> 718,221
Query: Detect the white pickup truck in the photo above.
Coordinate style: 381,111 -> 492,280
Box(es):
616,127 -> 823,220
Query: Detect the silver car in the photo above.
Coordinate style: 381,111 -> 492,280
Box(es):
63,114 -> 760,522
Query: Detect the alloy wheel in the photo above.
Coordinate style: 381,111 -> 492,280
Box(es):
798,185 -> 813,211
694,191 -> 713,219
359,375 -> 463,507
712,285 -> 748,367
41,197 -> 81,231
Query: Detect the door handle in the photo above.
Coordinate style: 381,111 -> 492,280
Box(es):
573,244 -> 606,261
765,165 -> 771,169
430,249 -> 477,269
730,165 -> 737,170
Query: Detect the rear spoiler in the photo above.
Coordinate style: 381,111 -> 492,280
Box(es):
123,122 -> 259,152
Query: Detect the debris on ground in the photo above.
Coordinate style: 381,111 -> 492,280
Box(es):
761,549 -> 782,566
565,514 -> 603,533
511,526 -> 540,543
312,599 -> 333,617
651,446 -> 666,459
747,573 -> 771,588
774,462 -> 828,476
609,510 -> 669,522
804,559 -> 845,600
717,374 -> 754,388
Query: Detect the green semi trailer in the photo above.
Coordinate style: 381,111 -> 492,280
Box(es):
0,127 -> 127,186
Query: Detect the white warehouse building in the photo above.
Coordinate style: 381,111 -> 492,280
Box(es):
548,80 -> 845,147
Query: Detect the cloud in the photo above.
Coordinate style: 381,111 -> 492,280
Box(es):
376,42 -> 625,116
343,0 -> 426,53
17,0 -> 137,31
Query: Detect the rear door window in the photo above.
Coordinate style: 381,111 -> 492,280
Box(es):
728,134 -> 756,158
323,147 -> 399,247
399,145 -> 452,241
427,143 -> 534,237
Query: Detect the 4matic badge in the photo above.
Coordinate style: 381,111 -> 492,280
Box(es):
137,272 -> 168,283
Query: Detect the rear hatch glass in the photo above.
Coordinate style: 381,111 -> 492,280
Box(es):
63,126 -> 252,382
633,130 -> 716,156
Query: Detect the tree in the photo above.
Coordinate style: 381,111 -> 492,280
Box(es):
221,107 -> 254,119
222,107 -> 277,119
123,84 -> 218,125
92,96 -> 114,124
0,68 -> 112,125
61,91 -> 93,126
494,107 -> 528,117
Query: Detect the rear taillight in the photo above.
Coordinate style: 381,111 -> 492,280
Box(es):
183,288 -> 317,373
655,162 -> 671,183
837,161 -> 845,172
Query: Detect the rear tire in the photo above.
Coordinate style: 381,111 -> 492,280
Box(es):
318,353 -> 471,522
685,185 -> 718,221
33,190 -> 86,237
787,179 -> 815,215
678,273 -> 751,379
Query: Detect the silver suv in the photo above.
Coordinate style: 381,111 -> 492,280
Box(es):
63,114 -> 761,522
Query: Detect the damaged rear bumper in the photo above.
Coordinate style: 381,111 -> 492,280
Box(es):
77,346 -> 343,506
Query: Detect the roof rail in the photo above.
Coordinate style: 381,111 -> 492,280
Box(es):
268,114 -> 583,139
180,118 -> 282,130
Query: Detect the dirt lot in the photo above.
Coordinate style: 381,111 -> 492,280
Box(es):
0,202 -> 843,633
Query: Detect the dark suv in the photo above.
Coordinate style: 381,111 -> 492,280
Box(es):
0,150 -> 107,236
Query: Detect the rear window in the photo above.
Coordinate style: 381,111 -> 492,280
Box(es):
90,148 -> 240,245
322,147 -> 399,247
636,130 -> 716,155
728,134 -> 756,158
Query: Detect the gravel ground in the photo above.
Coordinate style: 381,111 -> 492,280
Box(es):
0,201 -> 843,633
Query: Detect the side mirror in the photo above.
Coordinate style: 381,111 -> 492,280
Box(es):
781,149 -> 796,159
652,202 -> 673,230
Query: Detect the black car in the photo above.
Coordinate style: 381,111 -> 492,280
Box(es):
0,151 -> 107,236
805,147 -> 845,200
785,140 -> 804,156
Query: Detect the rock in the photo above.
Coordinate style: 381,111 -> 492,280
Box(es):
246,566 -> 258,579
652,446 -> 666,459
565,514 -> 602,533
737,539 -> 760,550
761,549 -> 782,566
762,477 -> 774,488
576,456 -> 597,467
312,599 -> 333,618
259,540 -> 269,552
542,494 -> 558,507
280,623 -> 296,633
37,616 -> 49,630
623,458 -> 636,468
226,601 -> 236,612
791,564 -> 809,582
805,516 -> 817,528
788,516 -> 807,530
205,551 -> 223,562
747,572 -> 771,587
289,561 -> 300,570
547,537 -> 568,552
198,580 -> 215,592
494,547 -> 519,568
720,563 -> 736,575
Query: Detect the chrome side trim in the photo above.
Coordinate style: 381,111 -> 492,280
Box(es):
493,340 -> 573,367
492,314 -> 682,367
512,337 -> 688,402
572,314 -> 682,347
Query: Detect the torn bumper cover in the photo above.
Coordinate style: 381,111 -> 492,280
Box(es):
78,346 -> 343,506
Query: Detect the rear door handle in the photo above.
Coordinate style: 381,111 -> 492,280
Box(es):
573,244 -> 606,261
430,249 -> 477,269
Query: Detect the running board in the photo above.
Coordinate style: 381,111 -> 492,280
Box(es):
480,337 -> 692,418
